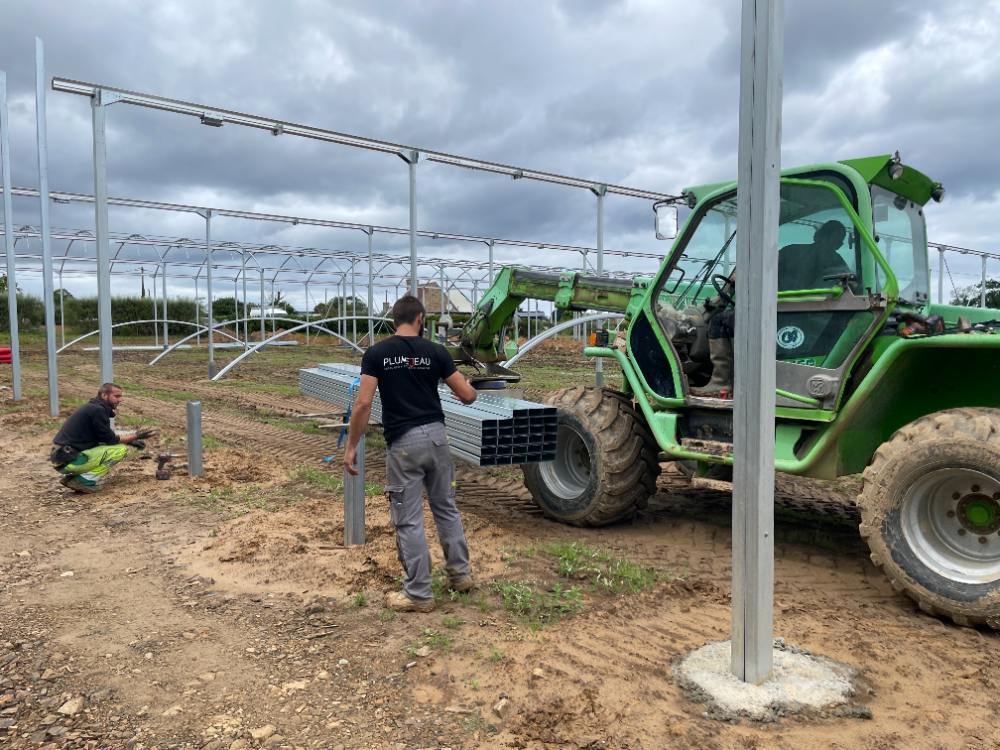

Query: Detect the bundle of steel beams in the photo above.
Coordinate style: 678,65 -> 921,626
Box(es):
299,363 -> 558,467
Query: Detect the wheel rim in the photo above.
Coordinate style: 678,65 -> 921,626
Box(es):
538,423 -> 592,501
901,468 -> 1000,584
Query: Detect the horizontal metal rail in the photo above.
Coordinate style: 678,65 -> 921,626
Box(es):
51,79 -> 679,203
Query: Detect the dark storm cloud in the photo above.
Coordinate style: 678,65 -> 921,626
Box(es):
2,0 -> 998,303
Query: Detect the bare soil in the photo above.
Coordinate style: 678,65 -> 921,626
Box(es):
1,341 -> 998,750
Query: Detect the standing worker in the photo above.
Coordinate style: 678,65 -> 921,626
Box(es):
344,295 -> 478,613
50,382 -> 156,493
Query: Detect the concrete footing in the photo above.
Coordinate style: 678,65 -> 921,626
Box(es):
675,640 -> 866,721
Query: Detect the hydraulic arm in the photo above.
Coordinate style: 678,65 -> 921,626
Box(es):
450,266 -> 648,371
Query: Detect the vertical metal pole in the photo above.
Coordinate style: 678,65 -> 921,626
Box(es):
0,71 -> 21,401
58,274 -> 65,349
90,88 -> 116,383
981,255 -> 988,308
594,184 -> 606,387
35,39 -> 59,416
366,228 -> 374,345
488,240 -> 495,285
194,277 -> 200,345
351,260 -> 357,344
258,269 -> 265,342
938,247 -> 945,304
409,153 -> 418,295
344,433 -> 366,546
240,250 -> 247,345
186,400 -> 203,477
270,279 -> 276,337
151,267 -> 159,348
204,211 -> 215,377
731,0 -> 783,685
304,281 -> 310,345
161,261 -> 169,348
439,265 -> 446,315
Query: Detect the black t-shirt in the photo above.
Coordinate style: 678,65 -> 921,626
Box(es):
361,336 -> 457,444
53,397 -> 120,451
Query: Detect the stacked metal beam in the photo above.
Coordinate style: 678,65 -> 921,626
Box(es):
299,362 -> 558,467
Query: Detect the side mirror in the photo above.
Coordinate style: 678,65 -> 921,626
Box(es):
654,202 -> 678,240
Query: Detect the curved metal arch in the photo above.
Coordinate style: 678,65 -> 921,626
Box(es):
502,312 -> 624,368
57,320 -> 241,354
210,316 -> 394,381
149,315 -> 358,366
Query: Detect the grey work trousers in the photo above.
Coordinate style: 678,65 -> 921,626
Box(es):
385,422 -> 470,601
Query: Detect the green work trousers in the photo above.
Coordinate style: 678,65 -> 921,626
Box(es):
57,444 -> 128,488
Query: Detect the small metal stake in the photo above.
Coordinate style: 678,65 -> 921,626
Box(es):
187,400 -> 203,477
344,434 -> 366,546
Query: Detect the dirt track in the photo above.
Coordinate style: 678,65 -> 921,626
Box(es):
2,344 -> 999,750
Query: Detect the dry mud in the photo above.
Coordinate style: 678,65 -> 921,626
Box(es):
1,346 -> 998,750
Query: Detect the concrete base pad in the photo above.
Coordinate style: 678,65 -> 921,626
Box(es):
675,640 -> 862,721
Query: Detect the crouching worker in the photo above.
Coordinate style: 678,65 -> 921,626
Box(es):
50,382 -> 156,494
344,295 -> 479,613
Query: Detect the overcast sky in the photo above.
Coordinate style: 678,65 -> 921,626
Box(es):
2,0 -> 998,307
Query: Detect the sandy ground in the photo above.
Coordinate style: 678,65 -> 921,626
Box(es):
1,343 -> 999,750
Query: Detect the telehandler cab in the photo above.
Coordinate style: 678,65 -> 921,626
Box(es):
448,154 -> 1000,628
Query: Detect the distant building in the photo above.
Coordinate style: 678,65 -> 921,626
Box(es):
417,282 -> 474,314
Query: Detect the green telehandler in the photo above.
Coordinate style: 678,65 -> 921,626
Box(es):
447,153 -> 1000,628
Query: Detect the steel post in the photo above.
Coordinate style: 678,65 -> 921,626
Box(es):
731,0 -> 783,684
304,281 -> 310,345
259,269 -> 265,342
366,228 -> 374,344
151,266 -> 159,347
240,250 -> 247,345
58,276 -> 65,348
161,261 -> 169,348
397,149 -> 419,294
194,277 -> 200,345
186,400 -> 203,477
204,210 -> 215,377
35,39 -> 59,416
981,255 -> 988,308
593,184 -> 607,387
938,247 -> 945,304
344,433 -> 366,546
0,71 -> 21,401
351,259 -> 357,344
91,89 -> 117,382
488,239 -> 494,285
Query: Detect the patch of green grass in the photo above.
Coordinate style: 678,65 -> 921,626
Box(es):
487,646 -> 505,664
543,541 -> 662,594
377,608 -> 396,623
469,677 -> 481,690
201,435 -> 222,451
491,580 -> 583,628
350,591 -> 368,608
441,614 -> 464,630
420,628 -> 454,651
404,626 -> 455,656
500,545 -> 537,563
293,465 -> 383,496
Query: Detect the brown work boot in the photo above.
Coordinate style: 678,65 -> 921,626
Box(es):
385,590 -> 435,613
691,338 -> 734,398
448,575 -> 475,593
59,475 -> 99,494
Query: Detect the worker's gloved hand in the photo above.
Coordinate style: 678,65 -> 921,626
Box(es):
134,428 -> 159,440
130,439 -> 147,451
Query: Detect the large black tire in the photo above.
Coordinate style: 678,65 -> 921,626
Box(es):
522,387 -> 660,526
857,408 -> 1000,628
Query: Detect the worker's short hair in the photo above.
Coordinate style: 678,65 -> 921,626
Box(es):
97,382 -> 123,397
391,295 -> 426,327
